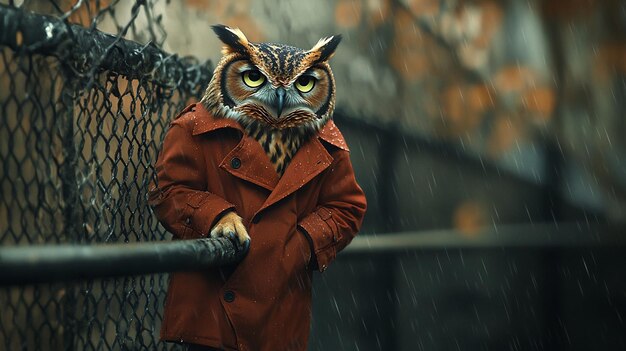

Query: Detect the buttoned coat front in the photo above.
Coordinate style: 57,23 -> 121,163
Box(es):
148,103 -> 366,351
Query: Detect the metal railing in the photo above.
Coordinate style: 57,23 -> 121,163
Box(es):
344,222 -> 624,252
0,237 -> 246,286
2,222 -> 622,287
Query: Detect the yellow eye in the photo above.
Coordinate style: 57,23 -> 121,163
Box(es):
242,70 -> 266,88
295,75 -> 315,93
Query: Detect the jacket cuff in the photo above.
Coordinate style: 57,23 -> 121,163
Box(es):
181,192 -> 235,239
298,208 -> 340,272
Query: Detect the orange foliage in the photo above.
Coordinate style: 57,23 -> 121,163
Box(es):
593,43 -> 626,82
522,87 -> 555,121
366,0 -> 391,27
185,0 -> 211,10
185,0 -> 232,17
185,0 -> 262,42
335,0 -> 362,28
443,84 -> 466,124
436,83 -> 492,137
474,1 -> 503,48
487,115 -> 524,156
541,0 -> 600,20
407,0 -> 439,17
388,8 -> 432,81
493,65 -> 555,122
493,66 -> 539,95
392,7 -> 421,47
453,200 -> 488,237
467,84 -> 494,113
224,14 -> 265,42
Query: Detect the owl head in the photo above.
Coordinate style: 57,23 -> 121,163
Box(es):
201,25 -> 342,133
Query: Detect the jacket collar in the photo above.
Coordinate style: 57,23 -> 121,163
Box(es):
190,103 -> 349,152
191,103 -> 243,135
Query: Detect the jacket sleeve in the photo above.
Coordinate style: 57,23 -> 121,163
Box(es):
298,150 -> 367,272
148,120 -> 235,239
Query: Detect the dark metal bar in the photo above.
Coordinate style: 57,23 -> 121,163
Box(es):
343,222 -> 625,253
373,125 -> 400,350
0,222 -> 621,286
0,4 -> 212,91
0,237 -> 247,286
59,61 -> 80,351
375,124 -> 400,232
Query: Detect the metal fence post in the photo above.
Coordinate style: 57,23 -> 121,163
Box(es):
59,66 -> 79,351
375,125 -> 400,350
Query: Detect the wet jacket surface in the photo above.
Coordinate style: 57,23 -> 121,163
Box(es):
149,103 -> 366,351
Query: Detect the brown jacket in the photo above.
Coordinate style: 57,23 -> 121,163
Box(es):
149,103 -> 366,351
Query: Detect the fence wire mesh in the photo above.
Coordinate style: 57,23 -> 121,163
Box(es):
0,1 -> 212,349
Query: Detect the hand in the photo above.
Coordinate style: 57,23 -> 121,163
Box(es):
210,211 -> 250,249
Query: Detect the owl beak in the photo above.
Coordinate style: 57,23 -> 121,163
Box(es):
275,87 -> 286,118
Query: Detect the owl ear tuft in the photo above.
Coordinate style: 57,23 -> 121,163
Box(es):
309,34 -> 342,63
212,24 -> 250,55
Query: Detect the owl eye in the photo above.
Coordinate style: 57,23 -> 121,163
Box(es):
295,75 -> 316,93
242,70 -> 266,88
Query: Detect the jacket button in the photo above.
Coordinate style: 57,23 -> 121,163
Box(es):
231,157 -> 241,169
223,290 -> 235,303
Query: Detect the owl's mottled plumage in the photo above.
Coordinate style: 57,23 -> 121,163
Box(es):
201,25 -> 341,175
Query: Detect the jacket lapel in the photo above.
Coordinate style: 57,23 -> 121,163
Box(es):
257,137 -> 333,214
190,103 -> 280,191
219,135 -> 280,191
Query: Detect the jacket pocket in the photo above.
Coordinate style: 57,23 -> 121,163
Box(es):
282,228 -> 313,289
315,208 -> 342,249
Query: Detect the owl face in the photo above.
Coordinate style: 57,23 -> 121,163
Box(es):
202,25 -> 342,133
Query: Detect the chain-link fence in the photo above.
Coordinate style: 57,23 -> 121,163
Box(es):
0,1 -> 212,349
